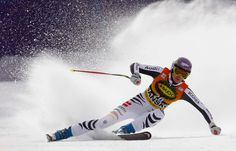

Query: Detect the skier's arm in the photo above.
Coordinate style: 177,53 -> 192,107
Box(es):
130,62 -> 163,78
182,88 -> 221,135
182,88 -> 214,124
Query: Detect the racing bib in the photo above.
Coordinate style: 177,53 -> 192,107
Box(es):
144,67 -> 188,110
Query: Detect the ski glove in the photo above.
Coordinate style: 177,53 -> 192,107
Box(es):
209,122 -> 221,135
130,73 -> 141,85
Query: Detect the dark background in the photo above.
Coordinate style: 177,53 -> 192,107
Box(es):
0,0 -> 167,58
0,0 -> 205,81
0,0 -> 162,81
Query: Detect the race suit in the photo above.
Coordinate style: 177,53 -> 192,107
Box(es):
70,63 -> 214,136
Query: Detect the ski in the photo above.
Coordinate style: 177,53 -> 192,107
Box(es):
117,131 -> 152,140
46,131 -> 152,142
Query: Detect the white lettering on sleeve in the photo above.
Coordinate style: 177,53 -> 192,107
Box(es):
140,65 -> 163,72
184,88 -> 214,121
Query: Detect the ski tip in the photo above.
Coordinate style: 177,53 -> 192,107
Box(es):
46,134 -> 54,142
144,131 -> 152,139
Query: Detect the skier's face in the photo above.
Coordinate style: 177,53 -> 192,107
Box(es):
172,72 -> 184,83
173,66 -> 190,79
172,66 -> 190,83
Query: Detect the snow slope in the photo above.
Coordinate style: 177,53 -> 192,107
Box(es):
1,0 -> 236,150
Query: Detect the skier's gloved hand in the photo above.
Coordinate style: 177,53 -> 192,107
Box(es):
130,73 -> 141,85
209,122 -> 221,135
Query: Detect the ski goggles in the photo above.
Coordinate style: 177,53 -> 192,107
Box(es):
173,66 -> 190,79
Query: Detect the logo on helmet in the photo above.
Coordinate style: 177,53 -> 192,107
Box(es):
180,62 -> 190,67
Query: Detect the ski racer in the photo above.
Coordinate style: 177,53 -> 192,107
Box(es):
47,57 -> 221,141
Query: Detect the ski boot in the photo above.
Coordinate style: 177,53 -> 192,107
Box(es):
113,123 -> 136,134
46,127 -> 73,142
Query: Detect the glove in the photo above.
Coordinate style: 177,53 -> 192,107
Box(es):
209,122 -> 221,135
130,73 -> 141,85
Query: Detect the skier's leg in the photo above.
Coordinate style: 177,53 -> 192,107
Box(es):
72,93 -> 153,135
115,109 -> 165,134
133,109 -> 165,132
71,101 -> 136,136
49,99 -> 141,141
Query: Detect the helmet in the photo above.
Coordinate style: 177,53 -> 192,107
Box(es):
172,57 -> 192,73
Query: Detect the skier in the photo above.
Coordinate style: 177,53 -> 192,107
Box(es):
47,57 -> 221,141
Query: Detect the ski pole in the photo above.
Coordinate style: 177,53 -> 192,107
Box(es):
70,69 -> 131,80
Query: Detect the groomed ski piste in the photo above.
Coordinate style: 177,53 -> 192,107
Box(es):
1,0 -> 236,151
